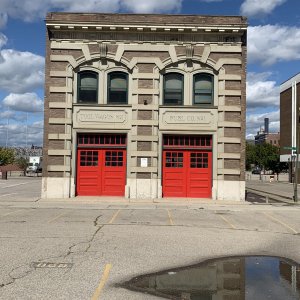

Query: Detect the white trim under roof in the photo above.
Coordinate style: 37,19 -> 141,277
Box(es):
280,72 -> 300,92
46,23 -> 247,33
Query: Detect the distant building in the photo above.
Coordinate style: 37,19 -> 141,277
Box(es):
280,72 -> 300,162
254,118 -> 280,146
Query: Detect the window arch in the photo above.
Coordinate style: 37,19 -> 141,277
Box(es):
107,71 -> 128,104
77,71 -> 98,103
193,73 -> 214,105
163,73 -> 184,105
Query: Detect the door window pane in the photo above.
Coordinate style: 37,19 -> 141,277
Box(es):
105,151 -> 124,166
190,152 -> 209,168
165,152 -> 183,168
80,150 -> 98,166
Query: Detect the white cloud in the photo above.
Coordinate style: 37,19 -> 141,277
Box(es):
0,110 -> 28,122
248,25 -> 300,66
0,0 -> 182,22
246,110 -> 279,138
0,110 -> 16,119
247,72 -> 279,109
31,120 -> 44,129
121,0 -> 182,13
240,0 -> 286,17
0,49 -> 44,93
246,72 -> 280,137
52,0 -> 121,15
0,122 -> 43,147
0,33 -> 7,48
0,33 -> 8,62
3,93 -> 44,113
0,13 -> 8,28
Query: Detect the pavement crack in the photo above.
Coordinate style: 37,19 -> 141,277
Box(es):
0,214 -> 104,289
65,214 -> 104,257
0,264 -> 34,289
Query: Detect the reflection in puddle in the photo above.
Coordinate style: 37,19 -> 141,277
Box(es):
123,256 -> 300,299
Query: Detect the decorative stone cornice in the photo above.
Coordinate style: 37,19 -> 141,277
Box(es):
48,30 -> 244,44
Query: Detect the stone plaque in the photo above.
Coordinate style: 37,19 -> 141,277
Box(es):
77,110 -> 126,123
163,111 -> 212,125
73,107 -> 131,129
159,109 -> 217,131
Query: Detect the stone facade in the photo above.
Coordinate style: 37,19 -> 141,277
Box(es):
42,13 -> 247,201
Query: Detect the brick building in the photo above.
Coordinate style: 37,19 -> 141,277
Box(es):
280,72 -> 300,162
42,13 -> 247,201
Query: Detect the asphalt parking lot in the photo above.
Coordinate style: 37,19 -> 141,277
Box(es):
0,178 -> 300,299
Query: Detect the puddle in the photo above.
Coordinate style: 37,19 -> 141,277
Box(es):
122,256 -> 300,299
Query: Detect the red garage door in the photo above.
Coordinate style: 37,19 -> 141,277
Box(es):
162,135 -> 212,198
76,134 -> 126,196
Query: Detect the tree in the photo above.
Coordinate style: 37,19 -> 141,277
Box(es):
246,142 -> 288,175
15,157 -> 28,176
246,143 -> 256,170
0,147 -> 15,166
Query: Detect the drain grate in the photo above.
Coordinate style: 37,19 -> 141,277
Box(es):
32,262 -> 73,269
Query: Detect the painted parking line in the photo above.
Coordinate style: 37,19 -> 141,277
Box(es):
263,212 -> 298,234
1,209 -> 23,217
167,209 -> 174,225
0,193 -> 18,198
1,182 -> 29,189
108,210 -> 121,224
216,212 -> 236,229
91,264 -> 112,300
47,211 -> 70,224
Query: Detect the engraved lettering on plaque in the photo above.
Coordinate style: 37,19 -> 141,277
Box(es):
78,110 -> 126,123
164,112 -> 211,125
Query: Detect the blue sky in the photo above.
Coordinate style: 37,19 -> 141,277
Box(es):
0,0 -> 299,147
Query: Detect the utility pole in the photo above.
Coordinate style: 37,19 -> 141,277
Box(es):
26,112 -> 28,148
294,85 -> 299,203
5,111 -> 9,148
294,147 -> 298,202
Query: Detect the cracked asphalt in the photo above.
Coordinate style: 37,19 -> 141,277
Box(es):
1,178 -> 300,299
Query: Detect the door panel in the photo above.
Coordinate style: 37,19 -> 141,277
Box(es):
77,149 -> 126,196
163,150 -> 212,198
163,151 -> 186,197
102,150 -> 126,196
77,150 -> 100,196
187,152 -> 212,198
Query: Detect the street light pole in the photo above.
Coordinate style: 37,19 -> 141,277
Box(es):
294,84 -> 299,203
294,148 -> 298,203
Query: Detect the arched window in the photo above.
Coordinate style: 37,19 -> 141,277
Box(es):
163,73 -> 184,105
193,73 -> 214,105
107,72 -> 128,104
77,71 -> 98,103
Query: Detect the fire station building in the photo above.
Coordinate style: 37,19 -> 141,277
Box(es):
42,13 -> 247,201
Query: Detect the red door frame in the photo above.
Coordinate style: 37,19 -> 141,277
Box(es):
162,135 -> 212,198
76,134 -> 127,196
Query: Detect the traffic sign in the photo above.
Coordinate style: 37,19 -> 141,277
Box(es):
283,146 -> 297,150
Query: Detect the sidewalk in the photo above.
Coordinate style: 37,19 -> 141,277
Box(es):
246,180 -> 300,204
